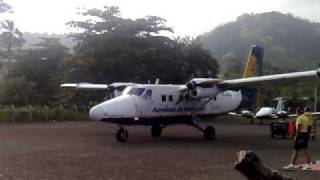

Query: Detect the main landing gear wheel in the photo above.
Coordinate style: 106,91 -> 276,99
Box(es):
270,129 -> 275,138
151,125 -> 162,137
204,126 -> 215,140
116,127 -> 128,143
250,118 -> 254,125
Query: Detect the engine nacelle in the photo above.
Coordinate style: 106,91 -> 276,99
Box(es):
186,78 -> 222,99
189,86 -> 221,99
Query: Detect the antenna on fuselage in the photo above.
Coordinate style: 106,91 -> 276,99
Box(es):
155,78 -> 160,84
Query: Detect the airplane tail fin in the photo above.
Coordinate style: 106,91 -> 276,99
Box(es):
240,45 -> 264,109
274,97 -> 285,112
242,45 -> 264,78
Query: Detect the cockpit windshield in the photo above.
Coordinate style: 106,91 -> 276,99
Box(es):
128,88 -> 146,96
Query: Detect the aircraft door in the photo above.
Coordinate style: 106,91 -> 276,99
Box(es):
136,89 -> 154,115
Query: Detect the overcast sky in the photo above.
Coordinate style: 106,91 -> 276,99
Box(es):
2,0 -> 320,37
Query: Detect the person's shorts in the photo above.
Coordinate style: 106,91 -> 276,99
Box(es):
294,133 -> 309,150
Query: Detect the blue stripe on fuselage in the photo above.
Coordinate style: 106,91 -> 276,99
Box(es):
101,114 -> 220,126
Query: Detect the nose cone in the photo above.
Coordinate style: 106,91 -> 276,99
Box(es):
98,95 -> 137,119
256,107 -> 272,118
89,105 -> 103,121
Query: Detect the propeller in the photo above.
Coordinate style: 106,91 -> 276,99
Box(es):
184,78 -> 222,98
186,81 -> 198,97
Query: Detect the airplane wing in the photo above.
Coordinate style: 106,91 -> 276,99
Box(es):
60,82 -> 136,90
60,83 -> 109,89
288,112 -> 320,117
181,69 -> 319,99
183,69 -> 319,92
219,69 -> 320,89
228,109 -> 255,118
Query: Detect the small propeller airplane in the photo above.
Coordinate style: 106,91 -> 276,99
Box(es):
230,97 -> 289,120
231,96 -> 320,125
255,97 -> 289,119
61,45 -> 320,142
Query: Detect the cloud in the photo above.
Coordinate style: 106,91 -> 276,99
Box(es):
288,0 -> 320,7
281,0 -> 320,22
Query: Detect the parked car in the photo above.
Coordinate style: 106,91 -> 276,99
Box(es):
270,120 -> 316,140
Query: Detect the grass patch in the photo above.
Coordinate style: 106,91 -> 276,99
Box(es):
0,106 -> 88,123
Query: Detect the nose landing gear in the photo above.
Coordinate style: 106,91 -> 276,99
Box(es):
203,126 -> 216,140
116,127 -> 129,143
151,125 -> 164,137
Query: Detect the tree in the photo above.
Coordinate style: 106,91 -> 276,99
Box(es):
66,6 -> 218,84
0,76 -> 36,105
67,6 -> 172,36
0,20 -> 25,61
2,38 -> 69,106
57,6 -> 219,105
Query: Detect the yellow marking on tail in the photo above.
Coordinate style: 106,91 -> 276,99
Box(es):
242,48 -> 257,78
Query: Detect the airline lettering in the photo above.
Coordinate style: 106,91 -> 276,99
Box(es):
152,106 -> 205,113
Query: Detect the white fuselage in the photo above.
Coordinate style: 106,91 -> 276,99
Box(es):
255,107 -> 276,119
89,84 -> 243,125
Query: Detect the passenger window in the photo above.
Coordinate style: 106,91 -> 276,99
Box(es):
128,88 -> 146,96
168,95 -> 173,102
161,95 -> 166,102
143,89 -> 152,100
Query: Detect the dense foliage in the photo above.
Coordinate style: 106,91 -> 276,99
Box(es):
0,6 -> 219,107
1,38 -> 69,105
66,6 -> 218,84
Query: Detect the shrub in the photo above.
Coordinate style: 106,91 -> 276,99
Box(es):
0,106 -> 88,123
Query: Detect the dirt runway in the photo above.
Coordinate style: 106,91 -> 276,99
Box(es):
0,120 -> 319,180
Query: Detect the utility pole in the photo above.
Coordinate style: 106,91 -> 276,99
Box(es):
315,77 -> 318,112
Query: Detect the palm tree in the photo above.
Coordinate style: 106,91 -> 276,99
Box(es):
0,20 -> 25,62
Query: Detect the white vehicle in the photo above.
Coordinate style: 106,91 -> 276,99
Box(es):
61,46 -> 320,142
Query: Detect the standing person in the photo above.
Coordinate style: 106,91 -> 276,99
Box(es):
283,108 -> 312,170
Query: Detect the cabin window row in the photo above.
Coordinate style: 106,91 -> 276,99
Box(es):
161,95 -> 173,102
161,95 -> 195,102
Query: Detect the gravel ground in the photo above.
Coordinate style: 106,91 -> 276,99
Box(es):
0,120 -> 319,180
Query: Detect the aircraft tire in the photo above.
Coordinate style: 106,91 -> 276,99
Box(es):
151,125 -> 162,137
116,127 -> 129,143
204,126 -> 215,140
282,133 -> 287,139
270,129 -> 275,138
259,120 -> 263,125
250,118 -> 254,125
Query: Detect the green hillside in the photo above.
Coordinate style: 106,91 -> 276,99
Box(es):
198,12 -> 320,76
